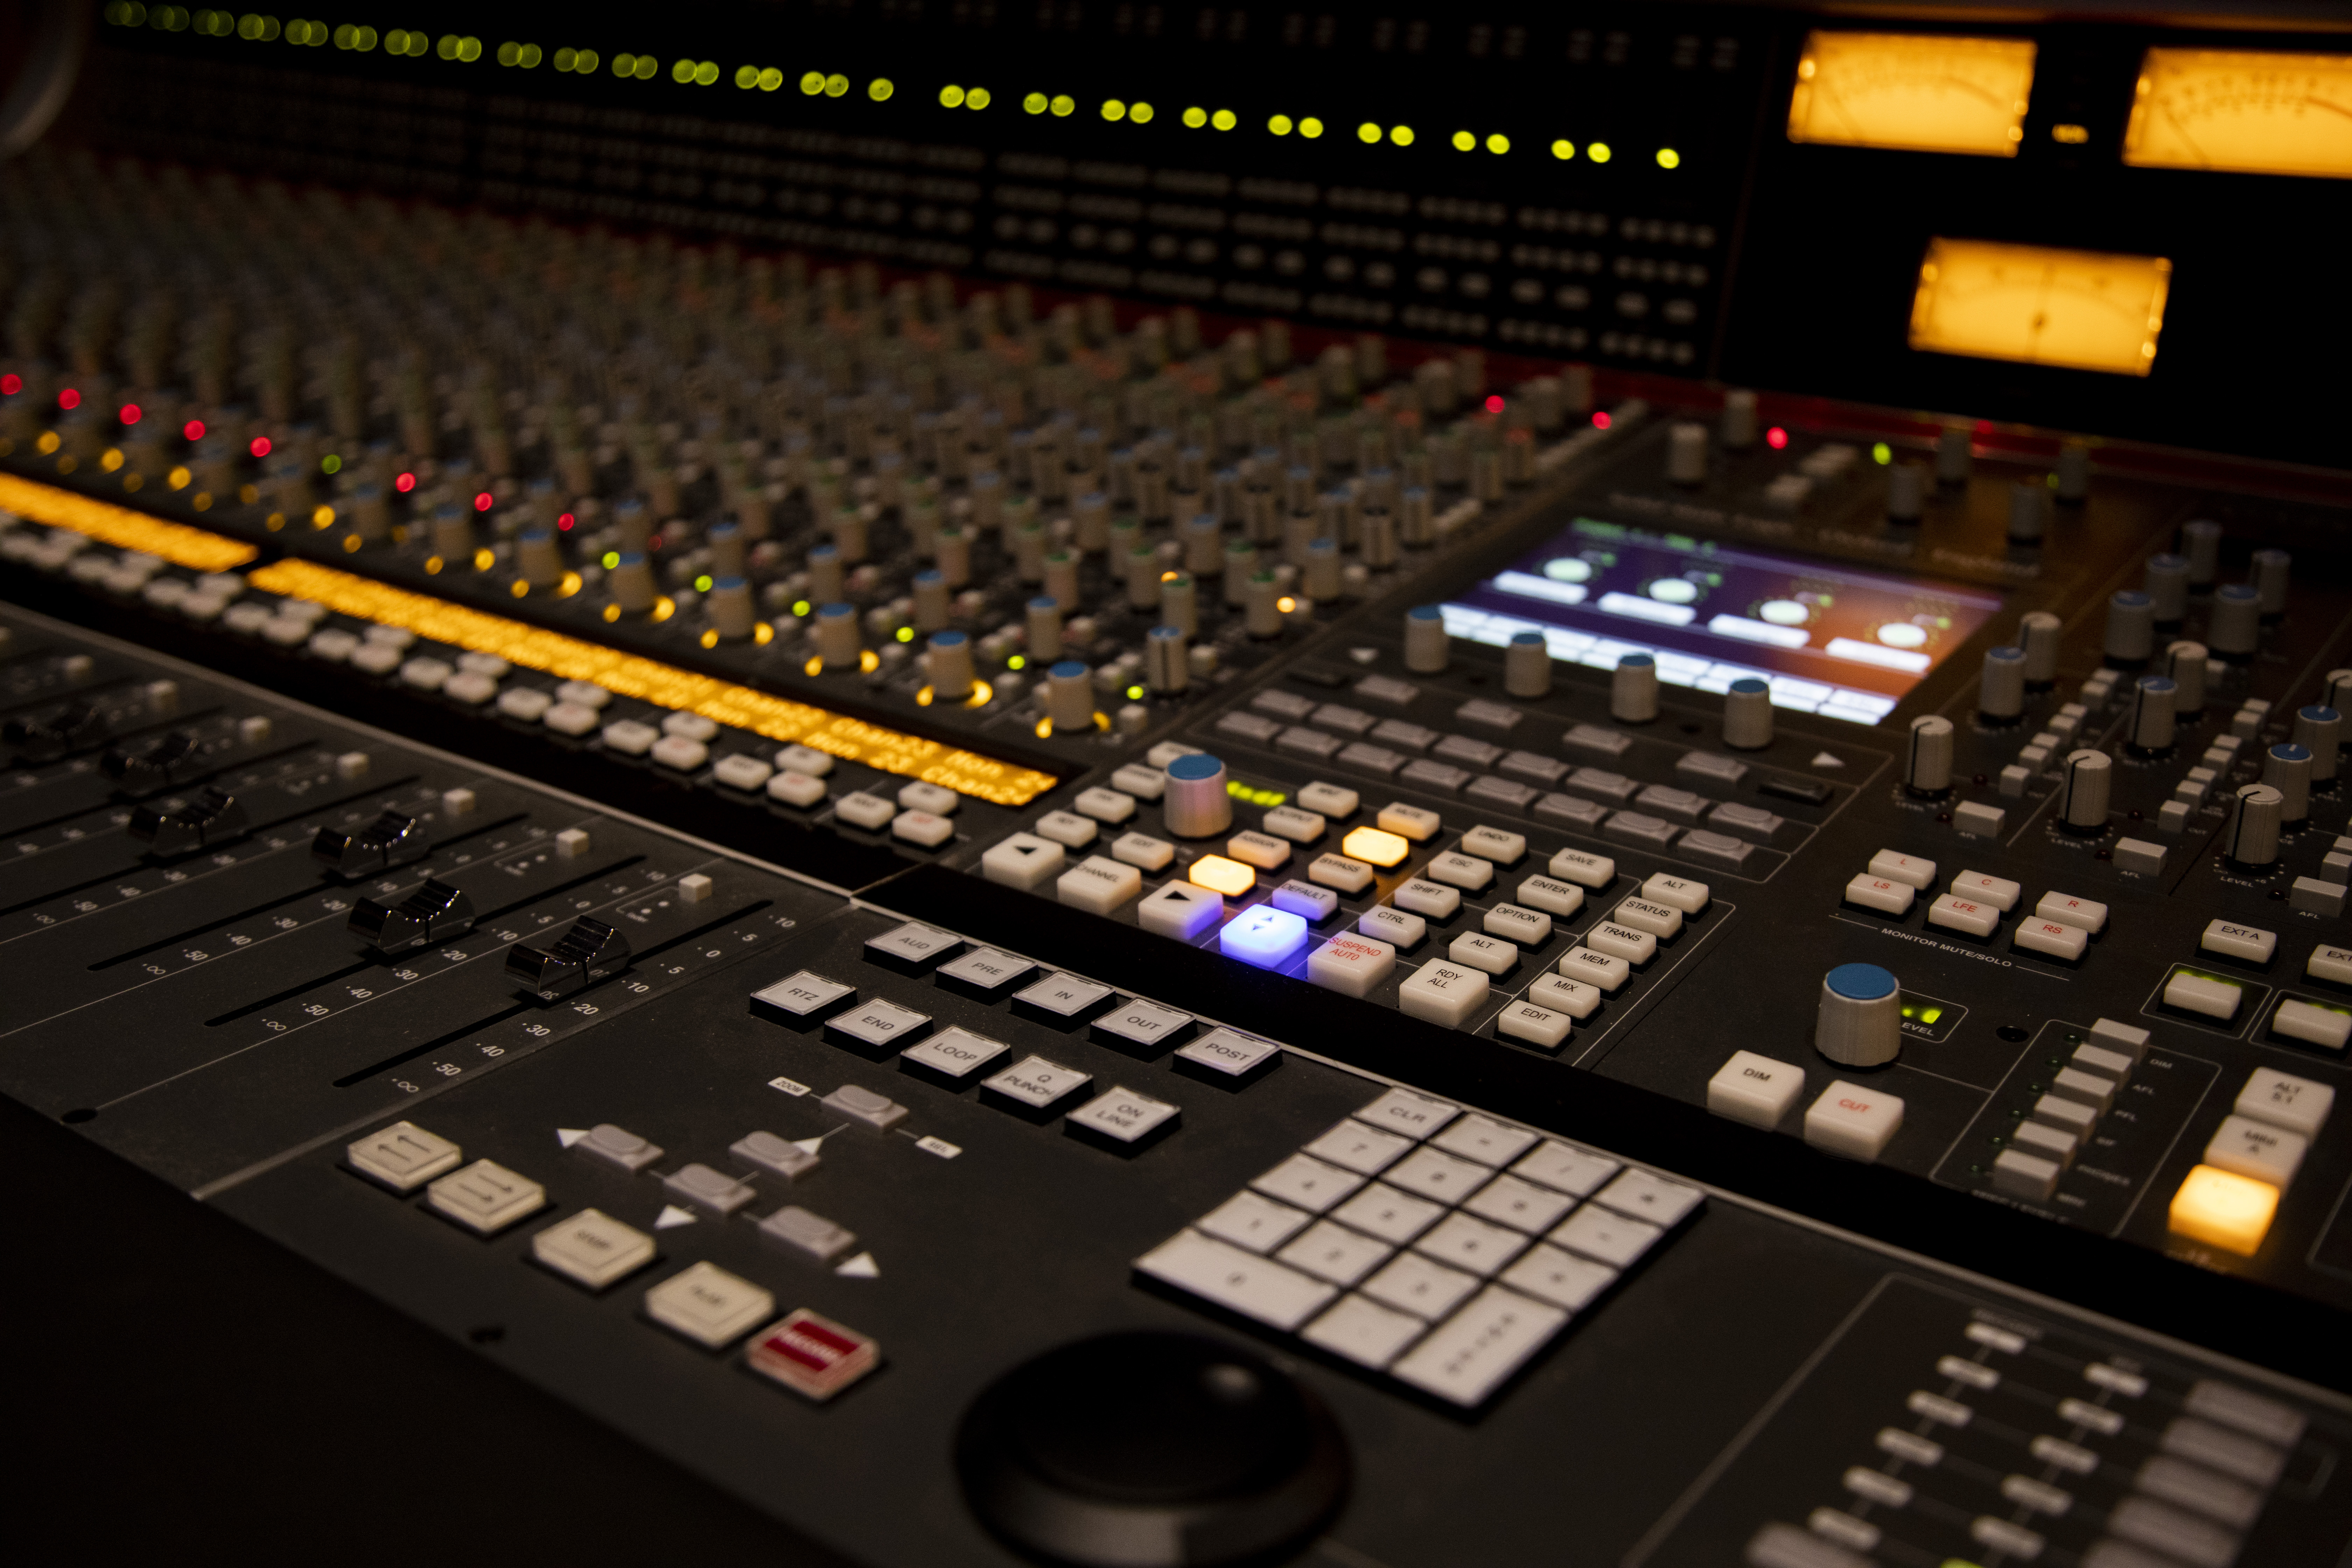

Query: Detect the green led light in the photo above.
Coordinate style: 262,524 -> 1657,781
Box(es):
1007,654 -> 1026,670
1025,91 -> 1049,114
1224,781 -> 1287,807
694,60 -> 719,84
693,574 -> 714,593
320,454 -> 341,474
940,84 -> 964,107
1126,685 -> 1145,700
1872,441 -> 1892,464
826,72 -> 849,96
967,86 -> 991,109
868,77 -> 893,101
792,599 -> 811,617
1102,99 -> 1127,122
801,70 -> 826,94
601,551 -> 620,569
1051,93 -> 1074,116
757,65 -> 781,90
671,58 -> 694,83
735,63 -> 758,88
895,626 -> 915,642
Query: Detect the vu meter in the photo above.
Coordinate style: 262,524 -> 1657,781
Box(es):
1787,31 -> 2036,157
2124,49 -> 2352,180
1908,239 -> 2171,377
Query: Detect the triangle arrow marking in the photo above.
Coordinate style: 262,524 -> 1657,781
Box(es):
654,1204 -> 698,1230
557,1127 -> 589,1148
1811,752 -> 1844,768
835,1251 -> 879,1278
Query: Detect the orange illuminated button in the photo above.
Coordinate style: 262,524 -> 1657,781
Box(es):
2167,1164 -> 2278,1256
1187,854 -> 1258,898
1341,826 -> 1412,868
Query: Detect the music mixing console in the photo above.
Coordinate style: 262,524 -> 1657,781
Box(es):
8,4 -> 2352,1565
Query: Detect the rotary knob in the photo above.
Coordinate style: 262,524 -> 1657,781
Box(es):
1163,753 -> 1232,838
1904,715 -> 1953,796
1612,654 -> 1660,724
2292,705 -> 2340,783
2126,675 -> 2177,753
1722,677 -> 1774,750
2058,749 -> 2112,832
2225,784 -> 2283,868
1403,604 -> 1448,673
1816,963 -> 1903,1068
1504,630 -> 1550,698
2262,742 -> 2312,823
1979,646 -> 2026,722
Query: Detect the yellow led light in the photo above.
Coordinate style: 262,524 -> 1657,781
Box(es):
1788,31 -> 2036,158
701,629 -> 720,648
0,474 -> 257,571
35,431 -> 59,454
1188,855 -> 1257,897
826,73 -> 849,97
2168,1164 -> 2277,1255
167,465 -> 190,489
2052,123 -> 2088,144
859,649 -> 880,672
757,66 -> 780,90
1342,826 -> 1411,868
1487,133 -> 1509,154
754,620 -> 772,644
100,448 -> 124,472
342,534 -> 360,551
1552,139 -> 1575,160
1300,117 -> 1322,138
1269,114 -> 1293,135
735,64 -> 758,88
2124,49 -> 2352,178
802,70 -> 826,94
1211,108 -> 1236,130
1033,717 -> 1055,739
1130,102 -> 1153,123
311,504 -> 335,528
1452,129 -> 1475,151
940,84 -> 964,107
511,579 -> 530,597
1103,99 -> 1126,121
244,558 -> 1060,806
1390,125 -> 1414,146
652,596 -> 676,622
1589,142 -> 1612,162
1275,595 -> 1297,613
869,77 -> 893,101
1909,238 -> 2171,377
1051,94 -> 1074,116
967,86 -> 991,109
1657,147 -> 1681,168
1185,106 -> 1208,128
1026,91 -> 1049,114
472,547 -> 495,572
558,572 -> 582,598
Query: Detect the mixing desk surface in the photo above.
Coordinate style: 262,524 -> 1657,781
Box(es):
5,3 -> 2352,1564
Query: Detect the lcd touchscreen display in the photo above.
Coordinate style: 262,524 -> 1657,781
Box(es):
1443,519 -> 2004,725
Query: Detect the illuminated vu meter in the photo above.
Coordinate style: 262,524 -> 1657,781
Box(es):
1786,31 -> 2037,157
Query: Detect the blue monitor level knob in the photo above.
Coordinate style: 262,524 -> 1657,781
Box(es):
1817,963 -> 1902,1067
1163,752 -> 1232,839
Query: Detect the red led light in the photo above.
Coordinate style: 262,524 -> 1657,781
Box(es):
1765,426 -> 1789,450
394,472 -> 416,493
58,388 -> 81,411
249,436 -> 272,457
557,512 -> 575,531
474,491 -> 494,512
1,373 -> 21,396
183,419 -> 206,441
120,404 -> 142,425
1484,394 -> 1505,413
1591,411 -> 1612,430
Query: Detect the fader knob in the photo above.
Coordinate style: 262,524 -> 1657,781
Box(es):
1935,427 -> 1970,483
1505,630 -> 1551,699
516,527 -> 562,588
1046,662 -> 1094,733
1816,963 -> 1903,1068
608,551 -> 656,614
1027,596 -> 1064,663
1161,573 -> 1200,636
927,631 -> 975,701
2007,480 -> 2047,543
2328,670 -> 2352,715
2056,440 -> 2091,503
1979,646 -> 2027,722
1145,625 -> 1190,693
2104,590 -> 2155,663
2291,705 -> 2340,783
1904,715 -> 1953,796
2252,548 -> 2290,618
2263,742 -> 2312,823
2165,641 -> 2209,713
2183,519 -> 2222,586
706,576 -> 755,640
431,503 -> 471,561
2126,675 -> 2177,753
806,543 -> 845,603
913,569 -> 951,631
2057,749 -> 2113,832
2225,784 -> 2283,867
2208,584 -> 2260,657
1163,753 -> 1232,838
814,602 -> 860,669
1723,678 -> 1774,750
2145,553 -> 2191,623
1885,463 -> 1925,524
2019,611 -> 2062,685
1404,605 -> 1449,673
1720,390 -> 1758,450
1610,654 -> 1660,724
1666,422 -> 1708,485
1245,572 -> 1283,638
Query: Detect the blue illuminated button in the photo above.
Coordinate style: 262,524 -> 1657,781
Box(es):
1220,906 -> 1311,969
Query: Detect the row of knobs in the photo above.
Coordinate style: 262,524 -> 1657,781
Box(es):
1401,609 -> 1779,749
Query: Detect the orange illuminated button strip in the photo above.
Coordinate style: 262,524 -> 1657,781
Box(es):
235,557 -> 1059,807
0,472 -> 259,572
